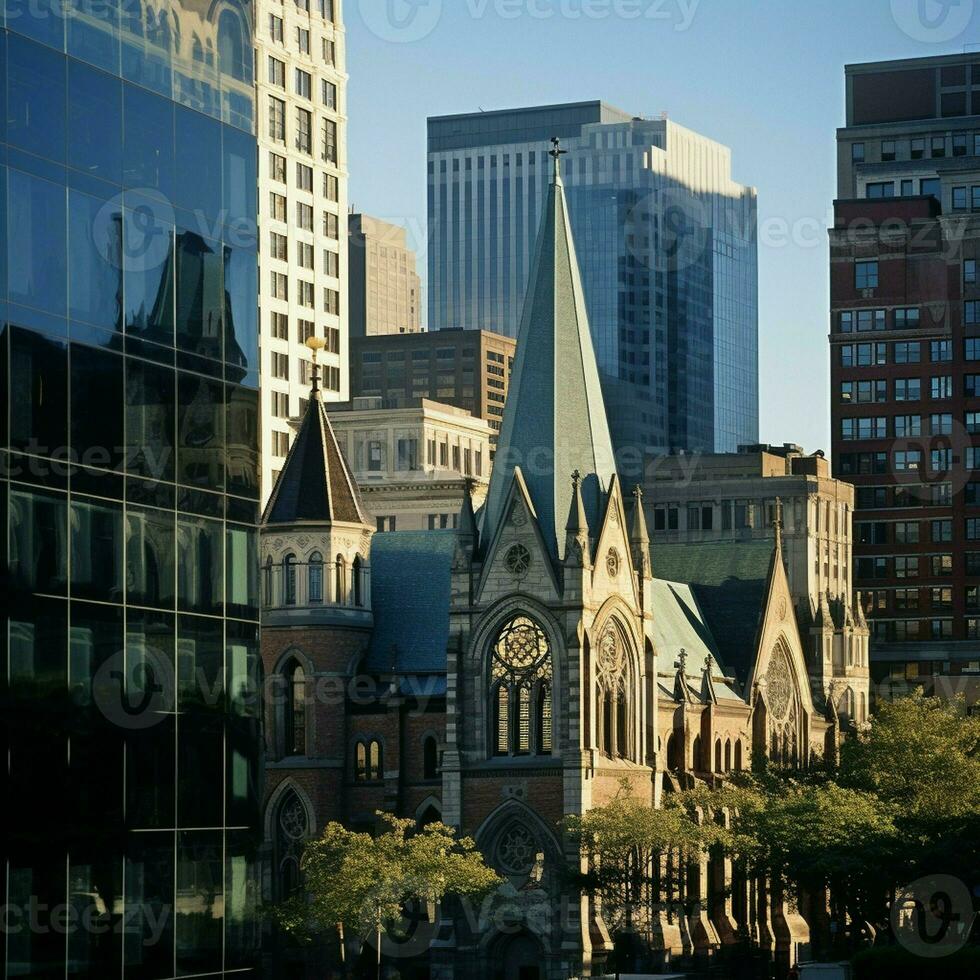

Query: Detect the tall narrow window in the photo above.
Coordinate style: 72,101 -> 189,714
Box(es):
264,555 -> 273,605
423,736 -> 439,779
283,661 -> 306,756
335,555 -> 346,604
352,555 -> 363,607
308,551 -> 323,604
355,741 -> 367,780
369,740 -> 381,780
283,553 -> 296,605
489,616 -> 552,757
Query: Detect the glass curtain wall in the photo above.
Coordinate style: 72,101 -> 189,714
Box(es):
2,2 -> 263,977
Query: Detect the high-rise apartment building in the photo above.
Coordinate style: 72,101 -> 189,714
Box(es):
256,0 -> 347,502
349,328 -> 516,452
348,212 -> 422,336
427,102 -> 759,471
3,4 -> 263,977
832,53 -> 980,699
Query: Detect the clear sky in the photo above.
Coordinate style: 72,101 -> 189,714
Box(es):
345,0 -> 980,455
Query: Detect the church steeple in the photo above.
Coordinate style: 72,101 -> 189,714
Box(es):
262,338 -> 369,528
482,137 -> 616,562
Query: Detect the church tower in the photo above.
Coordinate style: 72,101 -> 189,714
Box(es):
259,341 -> 375,908
439,142 -> 657,980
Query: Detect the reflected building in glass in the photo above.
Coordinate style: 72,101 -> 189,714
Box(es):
1,2 -> 263,977
427,102 -> 760,471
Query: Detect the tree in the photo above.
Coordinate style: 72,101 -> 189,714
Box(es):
275,812 -> 501,975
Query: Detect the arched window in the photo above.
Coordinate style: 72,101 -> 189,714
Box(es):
715,739 -> 722,772
335,555 -> 346,605
734,740 -> 743,770
692,735 -> 702,771
354,739 -> 383,781
308,551 -> 323,604
274,790 -> 308,900
859,690 -> 867,723
352,556 -> 363,607
264,555 -> 273,606
422,735 -> 439,779
724,739 -> 732,772
595,622 -> 634,760
490,615 -> 553,757
666,732 -> 681,772
282,660 -> 306,756
283,553 -> 296,605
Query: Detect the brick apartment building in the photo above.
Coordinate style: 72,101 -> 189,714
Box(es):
831,53 -> 980,703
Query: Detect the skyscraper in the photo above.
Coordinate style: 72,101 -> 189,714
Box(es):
3,4 -> 263,976
832,53 -> 980,702
348,213 -> 422,336
256,0 -> 347,502
427,101 -> 759,471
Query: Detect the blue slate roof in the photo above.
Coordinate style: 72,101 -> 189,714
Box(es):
366,531 -> 456,674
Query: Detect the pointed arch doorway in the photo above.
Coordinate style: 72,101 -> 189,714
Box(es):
491,931 -> 543,980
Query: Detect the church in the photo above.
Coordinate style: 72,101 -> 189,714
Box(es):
257,145 -> 869,980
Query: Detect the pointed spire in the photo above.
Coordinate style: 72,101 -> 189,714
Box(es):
482,141 -> 616,562
630,485 -> 652,581
854,591 -> 869,630
773,496 -> 783,553
455,478 -> 478,554
262,388 -> 369,528
565,469 -> 587,533
701,654 -> 718,705
673,648 -> 690,702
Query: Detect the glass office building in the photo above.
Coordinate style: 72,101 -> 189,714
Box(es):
427,102 -> 759,470
1,2 -> 263,977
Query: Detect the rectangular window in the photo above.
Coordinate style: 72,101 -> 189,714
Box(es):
894,415 -> 921,437
269,14 -> 284,42
855,261 -> 879,289
968,338 -> 980,360
881,139 -> 896,162
272,430 -> 289,456
324,173 -> 339,202
268,96 -> 285,142
852,142 -> 865,162
268,56 -> 285,86
931,412 -> 953,434
966,259 -> 977,285
297,280 -> 314,309
322,79 -> 337,109
297,319 -> 314,345
321,118 -> 338,164
295,69 -> 312,100
272,352 -> 288,380
297,27 -> 310,53
895,521 -> 920,544
954,132 -> 968,156
972,186 -> 980,210
323,249 -> 339,277
894,449 -> 921,471
895,378 -> 921,401
911,138 -> 925,159
931,340 -> 952,361
269,231 -> 287,260
271,311 -> 288,340
323,38 -> 336,64
895,342 -> 920,364
270,272 -> 287,300
296,162 -> 313,191
272,392 -> 289,419
954,186 -> 968,209
896,308 -> 920,329
296,108 -> 312,154
932,136 -> 946,157
932,519 -> 953,543
932,447 -> 953,471
866,181 -> 894,198
269,151 -> 286,183
931,376 -> 953,399
324,288 -> 340,315
323,211 -> 339,239
297,242 -> 314,270
296,202 -> 313,231
966,374 -> 980,396
901,178 -> 915,197
967,411 -> 980,433
269,192 -> 286,222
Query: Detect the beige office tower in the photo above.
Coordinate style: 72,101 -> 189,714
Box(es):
256,0 -> 348,503
348,213 -> 422,336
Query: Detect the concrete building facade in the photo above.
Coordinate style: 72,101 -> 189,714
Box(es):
832,53 -> 980,705
327,397 -> 492,531
348,212 -> 422,336
427,102 -> 759,470
256,0 -> 348,502
349,328 -> 516,452
645,444 -> 869,721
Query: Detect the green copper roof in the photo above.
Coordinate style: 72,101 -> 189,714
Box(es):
654,539 -> 776,686
482,163 -> 616,561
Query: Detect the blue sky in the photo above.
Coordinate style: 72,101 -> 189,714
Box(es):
345,0 -> 980,454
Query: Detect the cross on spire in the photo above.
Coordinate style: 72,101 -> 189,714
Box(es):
549,136 -> 567,180
571,468 -> 581,488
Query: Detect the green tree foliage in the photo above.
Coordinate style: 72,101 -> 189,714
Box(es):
275,812 -> 501,952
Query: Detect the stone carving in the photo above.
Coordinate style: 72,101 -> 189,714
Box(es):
766,646 -> 793,721
505,543 -> 532,576
497,823 -> 537,875
606,547 -> 621,578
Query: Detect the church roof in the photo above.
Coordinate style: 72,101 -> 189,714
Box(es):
262,392 -> 368,526
648,579 -> 744,702
653,539 -> 776,686
366,531 -> 455,674
481,152 -> 616,562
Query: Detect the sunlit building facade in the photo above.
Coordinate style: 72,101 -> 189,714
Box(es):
2,3 -> 263,976
427,102 -> 759,472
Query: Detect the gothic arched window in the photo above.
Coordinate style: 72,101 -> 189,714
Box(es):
264,555 -> 273,606
282,660 -> 306,757
355,739 -> 382,781
490,616 -> 553,757
308,552 -> 323,604
595,623 -> 633,760
274,790 -> 308,900
283,553 -> 296,606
